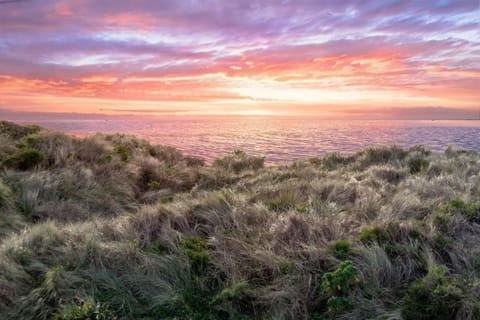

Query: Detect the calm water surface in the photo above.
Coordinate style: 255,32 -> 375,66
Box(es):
15,118 -> 480,164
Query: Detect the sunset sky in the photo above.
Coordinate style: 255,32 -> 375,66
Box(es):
0,0 -> 479,119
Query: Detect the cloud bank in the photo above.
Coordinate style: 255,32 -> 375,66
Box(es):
0,0 -> 479,117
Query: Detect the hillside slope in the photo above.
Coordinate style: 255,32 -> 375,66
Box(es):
0,120 -> 479,319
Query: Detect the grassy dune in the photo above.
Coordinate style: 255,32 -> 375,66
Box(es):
0,120 -> 479,319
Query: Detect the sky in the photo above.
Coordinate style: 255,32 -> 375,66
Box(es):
0,0 -> 479,119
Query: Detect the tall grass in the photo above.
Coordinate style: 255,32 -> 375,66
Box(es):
0,122 -> 479,319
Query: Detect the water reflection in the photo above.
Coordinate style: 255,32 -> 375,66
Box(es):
16,118 -> 480,164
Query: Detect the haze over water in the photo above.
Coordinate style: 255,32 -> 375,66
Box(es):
15,118 -> 480,164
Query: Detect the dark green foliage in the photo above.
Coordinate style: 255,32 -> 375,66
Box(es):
326,297 -> 353,317
159,195 -> 174,203
180,236 -> 211,273
438,198 -> 480,223
144,241 -> 169,255
114,145 -> 129,162
408,157 -> 430,174
56,297 -> 117,320
211,281 -> 247,305
331,240 -> 353,260
2,148 -> 45,170
358,226 -> 388,244
358,146 -> 408,167
407,227 -> 426,241
0,121 -> 41,139
402,266 -> 463,320
321,260 -> 359,316
433,232 -> 452,250
266,197 -> 295,213
147,180 -> 161,189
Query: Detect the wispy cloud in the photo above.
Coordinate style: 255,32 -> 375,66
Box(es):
0,0 -> 479,117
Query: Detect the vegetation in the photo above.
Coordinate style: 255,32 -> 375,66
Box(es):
0,121 -> 479,319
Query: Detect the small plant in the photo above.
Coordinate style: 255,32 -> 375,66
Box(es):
402,265 -> 462,320
147,180 -> 161,189
114,145 -> 129,162
322,260 -> 359,316
267,197 -> 295,213
57,297 -> 117,320
331,240 -> 353,260
145,241 -> 169,255
438,198 -> 480,223
408,157 -> 429,174
233,149 -> 245,156
319,153 -> 355,170
179,236 -> 211,273
211,281 -> 248,305
360,146 -> 408,166
433,232 -> 452,250
214,151 -> 264,173
266,189 -> 303,213
159,195 -> 174,203
407,227 -> 425,241
358,226 -> 388,244
0,120 -> 40,139
2,148 -> 45,170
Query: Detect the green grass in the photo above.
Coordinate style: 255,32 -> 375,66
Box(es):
1,121 -> 480,319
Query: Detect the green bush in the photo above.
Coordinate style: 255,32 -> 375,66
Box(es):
438,198 -> 480,223
211,281 -> 248,305
359,146 -> 408,167
322,260 -> 359,316
57,297 -> 117,320
358,226 -> 388,244
114,145 -> 129,162
408,157 -> 430,174
331,240 -> 353,260
179,236 -> 211,274
266,197 -> 295,213
0,121 -> 40,139
2,148 -> 45,170
402,265 -> 462,320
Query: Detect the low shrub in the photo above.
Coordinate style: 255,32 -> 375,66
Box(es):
358,146 -> 408,167
0,121 -> 41,139
358,226 -> 388,244
408,157 -> 430,174
322,260 -> 359,316
179,236 -> 211,273
114,145 -> 129,162
56,297 -> 117,320
331,240 -> 353,260
318,153 -> 355,170
2,148 -> 45,170
211,281 -> 248,305
214,150 -> 264,173
438,198 -> 480,223
402,265 -> 463,320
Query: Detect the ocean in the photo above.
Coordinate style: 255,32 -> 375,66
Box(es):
13,117 -> 480,164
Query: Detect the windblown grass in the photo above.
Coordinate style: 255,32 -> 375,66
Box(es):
0,121 -> 479,319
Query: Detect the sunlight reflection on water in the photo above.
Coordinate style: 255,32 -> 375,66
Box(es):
16,118 -> 480,164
